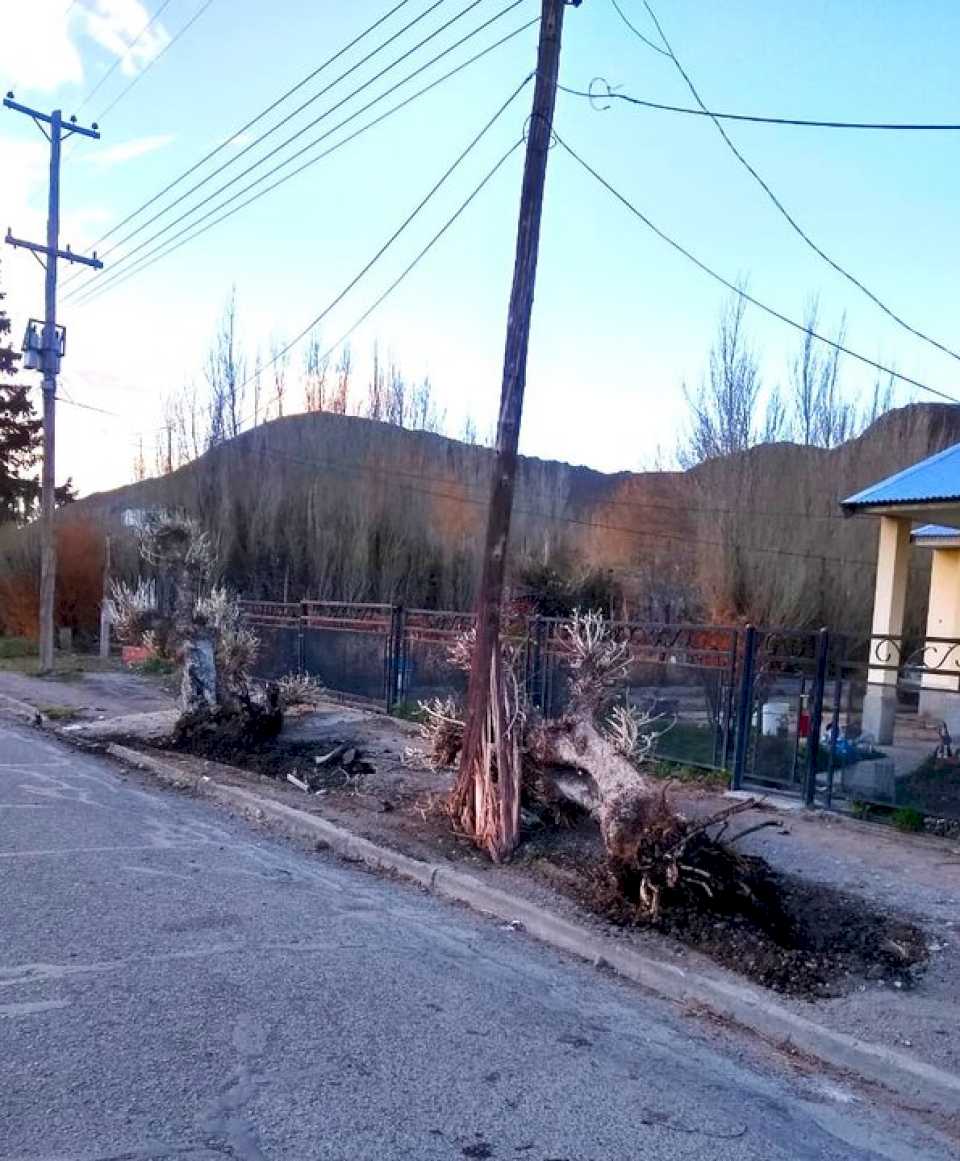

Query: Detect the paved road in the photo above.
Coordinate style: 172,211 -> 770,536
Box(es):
0,719 -> 953,1161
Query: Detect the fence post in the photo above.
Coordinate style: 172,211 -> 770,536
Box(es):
386,604 -> 405,712
719,627 -> 739,768
803,627 -> 830,807
297,601 -> 307,676
731,624 -> 757,790
526,616 -> 544,711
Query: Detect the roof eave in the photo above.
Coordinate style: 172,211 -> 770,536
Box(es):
840,499 -> 960,518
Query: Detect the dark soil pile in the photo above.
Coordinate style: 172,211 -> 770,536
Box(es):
149,728 -> 929,1001
539,845 -> 927,999
163,733 -> 371,792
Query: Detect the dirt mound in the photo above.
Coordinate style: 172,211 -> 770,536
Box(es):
545,847 -> 927,999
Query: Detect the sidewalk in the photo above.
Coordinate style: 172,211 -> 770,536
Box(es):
0,663 -> 174,722
3,667 -> 958,1112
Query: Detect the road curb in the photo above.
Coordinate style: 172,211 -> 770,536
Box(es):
104,741 -> 960,1112
0,690 -> 43,723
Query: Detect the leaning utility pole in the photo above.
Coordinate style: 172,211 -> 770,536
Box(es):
453,0 -> 578,860
4,94 -> 102,671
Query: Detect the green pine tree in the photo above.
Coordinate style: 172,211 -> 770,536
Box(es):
0,277 -> 42,525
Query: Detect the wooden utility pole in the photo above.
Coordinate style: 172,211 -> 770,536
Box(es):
455,0 -> 577,859
4,95 -> 102,671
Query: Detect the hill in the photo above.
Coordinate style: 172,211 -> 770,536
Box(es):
2,403 -> 959,639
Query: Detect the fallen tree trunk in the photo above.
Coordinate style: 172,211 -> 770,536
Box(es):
532,710 -> 691,915
425,611 -> 762,916
535,709 -> 683,866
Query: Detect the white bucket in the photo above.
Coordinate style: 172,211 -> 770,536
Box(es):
761,701 -> 790,736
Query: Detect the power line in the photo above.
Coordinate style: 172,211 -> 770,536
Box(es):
559,81 -> 960,131
230,77 -> 531,405
629,0 -> 960,366
64,1 -> 530,305
67,0 -> 419,258
68,16 -> 538,308
92,0 -> 219,123
608,0 -> 668,56
55,394 -> 123,417
64,0 -> 503,297
85,80 -> 527,426
554,132 -> 960,405
238,140 -> 524,432
75,0 -> 176,114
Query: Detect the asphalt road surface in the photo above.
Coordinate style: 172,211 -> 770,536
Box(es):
0,718 -> 954,1161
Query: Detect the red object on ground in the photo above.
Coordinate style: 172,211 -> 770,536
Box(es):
121,645 -> 152,667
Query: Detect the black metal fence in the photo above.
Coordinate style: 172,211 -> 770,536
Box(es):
240,601 -> 960,825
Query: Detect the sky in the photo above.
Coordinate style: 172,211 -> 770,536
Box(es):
0,0 -> 958,496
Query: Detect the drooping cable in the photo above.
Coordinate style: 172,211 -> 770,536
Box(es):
555,132 -> 959,404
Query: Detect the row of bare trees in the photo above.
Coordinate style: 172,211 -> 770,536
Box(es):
136,290 -> 488,480
678,287 -> 899,468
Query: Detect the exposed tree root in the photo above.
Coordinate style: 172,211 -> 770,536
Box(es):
424,610 -> 769,916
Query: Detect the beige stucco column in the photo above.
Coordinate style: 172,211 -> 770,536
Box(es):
867,516 -> 911,684
863,516 -> 910,744
921,547 -> 960,693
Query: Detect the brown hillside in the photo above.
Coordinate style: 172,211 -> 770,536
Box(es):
2,403 -> 958,636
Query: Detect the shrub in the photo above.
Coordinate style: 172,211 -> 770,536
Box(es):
892,806 -> 925,833
0,635 -> 38,658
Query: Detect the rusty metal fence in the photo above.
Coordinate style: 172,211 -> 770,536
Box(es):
240,602 -> 960,824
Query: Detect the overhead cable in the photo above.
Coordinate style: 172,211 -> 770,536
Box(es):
69,17 -> 538,308
559,81 -> 960,131
93,0 -> 219,123
555,132 -> 960,405
74,0 -> 176,114
68,0 -> 420,255
625,0 -> 960,365
65,0 -> 515,299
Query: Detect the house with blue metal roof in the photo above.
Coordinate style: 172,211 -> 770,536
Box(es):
842,443 -> 960,739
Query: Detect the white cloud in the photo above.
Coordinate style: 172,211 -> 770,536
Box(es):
0,1 -> 85,95
82,0 -> 171,79
87,132 -> 175,165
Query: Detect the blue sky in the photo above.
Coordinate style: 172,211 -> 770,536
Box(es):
1,0 -> 958,494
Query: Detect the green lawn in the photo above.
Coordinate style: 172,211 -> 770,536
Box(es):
0,647 -> 119,678
894,755 -> 960,820
653,722 -> 722,769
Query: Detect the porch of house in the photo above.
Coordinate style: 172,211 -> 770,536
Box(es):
838,445 -> 960,814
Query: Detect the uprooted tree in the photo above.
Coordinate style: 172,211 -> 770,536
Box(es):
431,610 -> 763,917
109,514 -> 280,743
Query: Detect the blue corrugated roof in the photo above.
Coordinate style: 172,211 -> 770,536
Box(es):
912,523 -> 960,539
843,442 -> 960,507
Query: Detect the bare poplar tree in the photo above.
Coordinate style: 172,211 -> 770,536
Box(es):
366,343 -> 385,420
789,297 -> 852,447
303,328 -> 328,412
269,335 -> 289,419
409,376 -> 445,433
679,288 -> 766,467
252,348 -> 263,428
461,414 -> 480,444
385,362 -> 406,426
205,289 -> 246,445
863,369 -> 897,428
133,437 -> 146,482
331,346 -> 351,414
